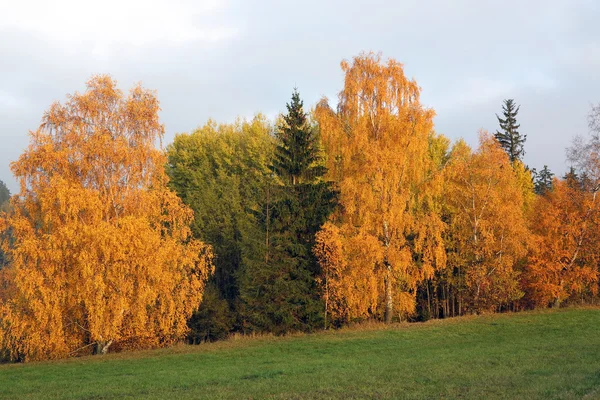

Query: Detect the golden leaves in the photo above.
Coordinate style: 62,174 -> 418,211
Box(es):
523,179 -> 599,307
444,132 -> 529,311
0,76 -> 212,361
315,53 -> 445,322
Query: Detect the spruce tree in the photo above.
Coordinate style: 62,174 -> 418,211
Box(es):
272,89 -> 324,185
0,179 -> 9,269
564,167 -> 582,190
0,180 -> 9,209
239,89 -> 337,333
563,166 -> 594,191
533,165 -> 554,195
495,99 -> 526,163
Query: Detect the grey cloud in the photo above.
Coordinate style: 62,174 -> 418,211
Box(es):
1,0 -> 599,192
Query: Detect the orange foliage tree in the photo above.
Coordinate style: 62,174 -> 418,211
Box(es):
523,177 -> 599,307
444,133 -> 529,313
314,53 -> 446,324
0,76 -> 212,361
313,223 -> 346,328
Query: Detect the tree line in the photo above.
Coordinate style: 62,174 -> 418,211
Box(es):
1,52 -> 599,361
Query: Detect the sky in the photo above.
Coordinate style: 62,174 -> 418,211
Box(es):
1,0 -> 599,193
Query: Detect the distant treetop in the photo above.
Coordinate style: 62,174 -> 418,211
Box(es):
495,99 -> 526,163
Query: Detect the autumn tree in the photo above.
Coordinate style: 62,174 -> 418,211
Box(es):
528,102 -> 600,307
416,134 -> 454,320
495,99 -> 525,163
523,178 -> 599,307
0,76 -> 212,361
444,133 -> 529,313
313,223 -> 347,327
315,53 -> 446,324
238,90 -> 337,333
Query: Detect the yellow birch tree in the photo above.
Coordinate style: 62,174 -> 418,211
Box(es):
444,132 -> 528,313
523,178 -> 599,307
314,53 -> 446,323
0,76 -> 212,361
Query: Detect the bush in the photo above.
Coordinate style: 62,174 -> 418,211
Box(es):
187,284 -> 234,344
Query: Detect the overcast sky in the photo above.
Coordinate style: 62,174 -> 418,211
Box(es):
1,0 -> 599,192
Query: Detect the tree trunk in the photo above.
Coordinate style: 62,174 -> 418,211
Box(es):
324,272 -> 329,330
383,221 -> 393,324
95,340 -> 113,355
445,283 -> 450,318
435,286 -> 440,318
426,281 -> 432,318
554,297 -> 561,308
384,264 -> 393,324
265,183 -> 270,264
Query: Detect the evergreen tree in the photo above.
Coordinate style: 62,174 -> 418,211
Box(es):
564,167 -> 579,182
0,179 -> 9,269
239,89 -> 338,333
272,89 -> 325,185
0,180 -> 9,210
495,99 -> 526,163
271,89 -> 337,272
186,283 -> 233,343
563,167 -> 590,191
533,165 -> 554,195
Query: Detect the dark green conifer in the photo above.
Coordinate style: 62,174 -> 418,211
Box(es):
0,179 -> 9,269
533,165 -> 554,195
239,89 -> 337,333
272,89 -> 325,185
0,180 -> 9,208
495,99 -> 526,163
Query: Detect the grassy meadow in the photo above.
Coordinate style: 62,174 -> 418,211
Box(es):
0,307 -> 599,399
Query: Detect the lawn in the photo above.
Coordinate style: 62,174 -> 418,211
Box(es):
1,307 -> 599,399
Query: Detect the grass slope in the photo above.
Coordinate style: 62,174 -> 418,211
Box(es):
1,308 -> 599,399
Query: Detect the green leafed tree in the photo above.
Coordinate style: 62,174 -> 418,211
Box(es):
495,99 -> 526,163
166,116 -> 275,339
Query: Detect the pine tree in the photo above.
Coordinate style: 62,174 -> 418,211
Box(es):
0,180 -> 9,269
272,89 -> 324,185
564,167 -> 579,182
239,89 -> 337,333
0,180 -> 9,210
564,167 -> 586,191
272,89 -> 336,270
495,99 -> 526,163
534,165 -> 554,195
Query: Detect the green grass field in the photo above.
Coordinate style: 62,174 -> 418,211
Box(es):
1,308 -> 599,399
